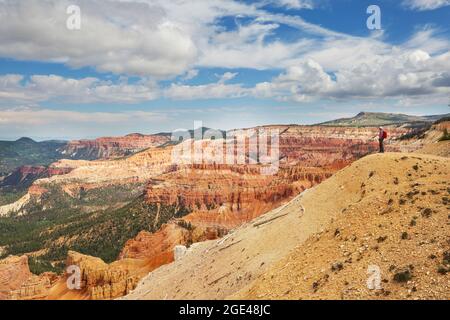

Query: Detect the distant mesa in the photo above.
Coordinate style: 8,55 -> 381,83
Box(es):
15,137 -> 36,144
125,133 -> 145,138
318,111 -> 450,127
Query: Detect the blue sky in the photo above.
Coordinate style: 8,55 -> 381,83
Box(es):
0,0 -> 449,140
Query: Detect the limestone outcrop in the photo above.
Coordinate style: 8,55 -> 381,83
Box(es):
0,256 -> 32,299
63,251 -> 148,300
0,255 -> 58,300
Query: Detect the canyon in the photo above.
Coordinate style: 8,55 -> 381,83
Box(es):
0,115 -> 446,300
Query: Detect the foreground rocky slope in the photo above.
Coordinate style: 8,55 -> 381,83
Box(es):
124,152 -> 449,300
237,154 -> 450,300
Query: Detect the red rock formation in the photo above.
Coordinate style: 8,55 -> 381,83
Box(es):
28,185 -> 49,197
0,165 -> 72,190
45,145 -> 174,186
277,125 -> 411,164
60,133 -> 170,160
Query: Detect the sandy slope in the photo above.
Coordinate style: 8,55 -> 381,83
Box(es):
124,152 -> 449,300
236,153 -> 449,300
418,141 -> 450,158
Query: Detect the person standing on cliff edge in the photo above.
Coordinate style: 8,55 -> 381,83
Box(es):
378,127 -> 387,153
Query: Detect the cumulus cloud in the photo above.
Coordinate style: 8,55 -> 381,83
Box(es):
254,60 -> 334,102
253,46 -> 450,102
0,0 -> 198,78
403,0 -> 450,10
0,0 -> 337,77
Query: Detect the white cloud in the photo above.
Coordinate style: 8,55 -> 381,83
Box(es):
254,60 -> 333,102
271,0 -> 315,10
0,74 -> 159,104
403,0 -> 450,10
402,28 -> 450,54
0,0 -> 198,78
182,69 -> 199,81
0,107 -> 163,125
252,45 -> 450,102
0,0 -> 339,77
165,72 -> 248,100
217,72 -> 238,83
198,20 -> 319,70
7,27 -> 447,105
0,0 -> 449,108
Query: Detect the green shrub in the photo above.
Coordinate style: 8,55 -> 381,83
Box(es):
393,269 -> 412,283
438,128 -> 450,141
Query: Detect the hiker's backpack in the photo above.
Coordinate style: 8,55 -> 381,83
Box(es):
383,131 -> 388,139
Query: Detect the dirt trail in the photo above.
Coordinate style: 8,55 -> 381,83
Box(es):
418,141 -> 450,158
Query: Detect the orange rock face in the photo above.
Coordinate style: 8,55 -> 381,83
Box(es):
0,256 -> 58,300
8,272 -> 58,300
0,165 -> 72,190
0,256 -> 32,300
144,164 -> 330,227
119,224 -> 189,260
44,145 -> 174,186
44,250 -> 175,300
